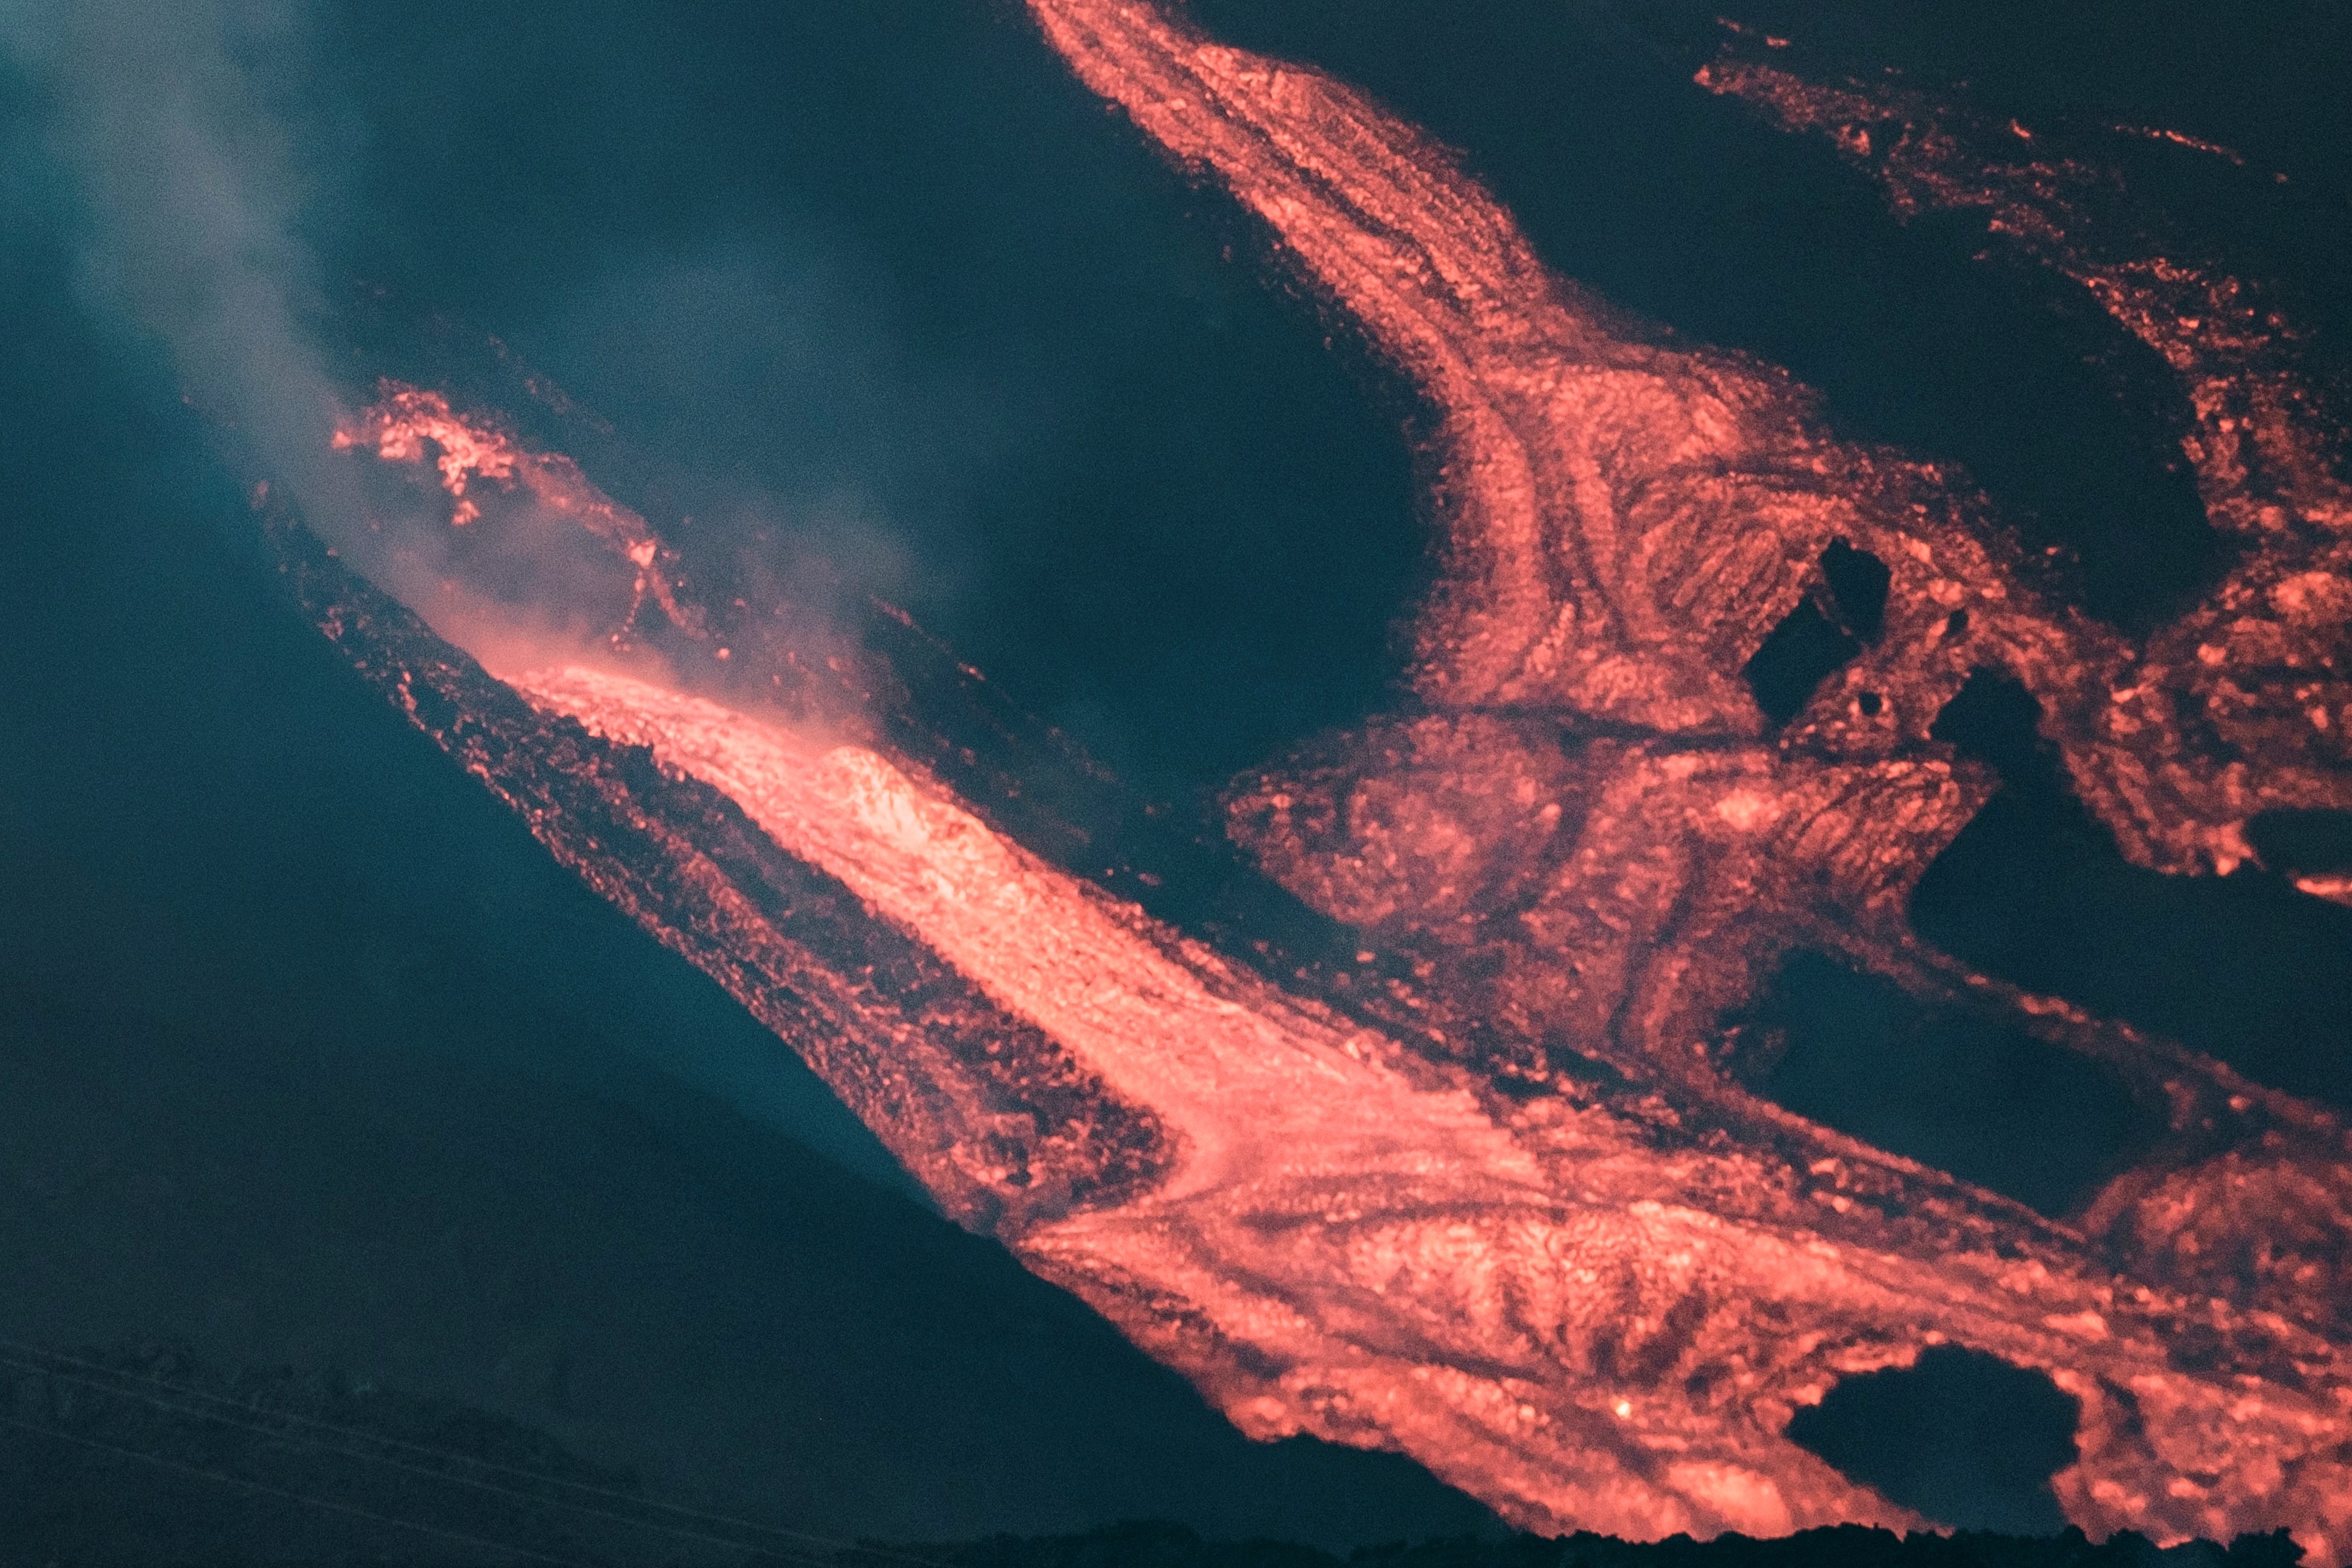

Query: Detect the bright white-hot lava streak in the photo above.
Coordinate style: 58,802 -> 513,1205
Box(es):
505,665 -> 2345,1549
514,666 -> 1533,1212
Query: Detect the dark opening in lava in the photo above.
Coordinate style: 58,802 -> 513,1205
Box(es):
1915,669 -> 2352,1108
2246,808 -> 2352,876
1787,1346 -> 2080,1535
1818,539 -> 1891,642
1744,598 -> 1862,725
1733,950 -> 2159,1218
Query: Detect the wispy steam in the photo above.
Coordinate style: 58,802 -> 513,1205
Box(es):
0,0 -> 936,1191
1,0 -> 358,531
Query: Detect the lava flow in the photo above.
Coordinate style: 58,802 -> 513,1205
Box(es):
292,1 -> 2352,1556
334,382 -> 698,639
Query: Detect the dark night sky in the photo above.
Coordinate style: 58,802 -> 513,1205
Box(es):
1,0 -> 2347,1553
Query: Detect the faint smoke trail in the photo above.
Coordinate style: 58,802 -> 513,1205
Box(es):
0,0 -> 359,531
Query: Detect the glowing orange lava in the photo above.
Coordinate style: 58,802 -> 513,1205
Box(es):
302,4 -> 2352,1556
1016,1 -> 2352,1550
1689,48 -> 2352,873
335,382 -> 695,634
498,654 -> 2352,1551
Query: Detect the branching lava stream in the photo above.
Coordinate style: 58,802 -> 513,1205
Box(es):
285,1 -> 2352,1556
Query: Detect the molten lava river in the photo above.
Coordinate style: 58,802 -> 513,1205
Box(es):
282,1 -> 2352,1556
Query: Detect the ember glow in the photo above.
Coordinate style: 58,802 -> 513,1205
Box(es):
335,382 -> 697,638
293,1 -> 2352,1556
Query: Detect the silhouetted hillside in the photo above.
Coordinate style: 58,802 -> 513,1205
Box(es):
0,1342 -> 2305,1568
